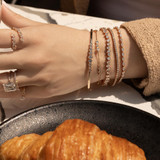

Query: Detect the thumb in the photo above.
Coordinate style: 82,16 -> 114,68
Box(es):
1,1 -> 43,28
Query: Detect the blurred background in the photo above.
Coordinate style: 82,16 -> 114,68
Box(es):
4,0 -> 160,22
5,0 -> 60,10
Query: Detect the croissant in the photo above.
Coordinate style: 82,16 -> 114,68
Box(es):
0,119 -> 146,160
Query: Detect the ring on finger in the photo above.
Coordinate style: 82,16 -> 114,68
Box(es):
13,71 -> 20,91
11,33 -> 17,50
12,27 -> 24,43
2,71 -> 19,92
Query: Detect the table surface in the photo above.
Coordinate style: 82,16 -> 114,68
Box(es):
0,4 -> 159,122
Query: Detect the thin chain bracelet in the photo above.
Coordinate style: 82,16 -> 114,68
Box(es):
100,27 -> 111,86
114,27 -> 125,83
107,28 -> 119,86
94,30 -> 101,84
87,29 -> 93,89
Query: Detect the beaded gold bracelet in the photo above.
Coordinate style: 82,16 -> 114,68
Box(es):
114,27 -> 125,83
100,27 -> 111,86
94,30 -> 101,84
87,29 -> 93,89
107,28 -> 119,86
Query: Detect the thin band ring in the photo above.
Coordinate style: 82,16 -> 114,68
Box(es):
11,33 -> 17,50
12,27 -> 24,43
13,71 -> 20,91
11,27 -> 24,50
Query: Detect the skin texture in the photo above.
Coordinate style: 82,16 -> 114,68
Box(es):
0,3 -> 147,98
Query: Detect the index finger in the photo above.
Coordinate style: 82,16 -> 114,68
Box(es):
2,3 -> 43,28
0,28 -> 32,49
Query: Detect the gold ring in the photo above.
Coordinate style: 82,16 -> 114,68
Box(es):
13,71 -> 20,91
12,27 -> 24,43
11,33 -> 17,50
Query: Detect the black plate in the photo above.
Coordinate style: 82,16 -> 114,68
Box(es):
0,100 -> 160,159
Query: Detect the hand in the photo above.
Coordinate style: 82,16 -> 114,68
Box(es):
0,3 -> 148,99
0,4 -> 90,98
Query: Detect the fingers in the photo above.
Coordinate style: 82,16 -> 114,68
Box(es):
0,90 -> 23,98
0,71 -> 36,87
0,27 -> 38,70
0,50 -> 26,69
0,29 -> 29,48
0,86 -> 45,98
0,85 -> 49,99
2,1 -> 43,28
0,72 -> 39,98
0,71 -> 54,98
0,72 -> 24,98
0,86 -> 30,98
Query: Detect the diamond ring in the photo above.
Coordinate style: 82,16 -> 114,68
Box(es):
3,71 -> 19,92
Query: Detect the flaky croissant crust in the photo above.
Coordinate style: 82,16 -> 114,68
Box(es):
0,119 -> 146,160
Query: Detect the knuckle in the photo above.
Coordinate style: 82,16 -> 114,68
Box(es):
35,52 -> 50,65
23,53 -> 49,69
38,75 -> 51,86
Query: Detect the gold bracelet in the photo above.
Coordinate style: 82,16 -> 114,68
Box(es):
107,28 -> 119,86
94,30 -> 101,85
87,29 -> 93,89
114,27 -> 125,83
100,27 -> 111,86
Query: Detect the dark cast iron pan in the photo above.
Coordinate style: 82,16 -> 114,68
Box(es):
0,100 -> 160,159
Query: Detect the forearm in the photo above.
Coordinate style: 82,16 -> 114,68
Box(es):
120,28 -> 147,79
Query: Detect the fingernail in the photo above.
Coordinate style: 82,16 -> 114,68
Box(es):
2,0 -> 10,8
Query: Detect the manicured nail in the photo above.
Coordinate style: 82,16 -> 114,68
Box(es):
2,0 -> 10,8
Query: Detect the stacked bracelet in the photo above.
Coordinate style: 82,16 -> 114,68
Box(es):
107,28 -> 119,86
114,27 -> 125,83
86,26 -> 125,89
94,30 -> 101,84
87,29 -> 93,89
100,27 -> 111,86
